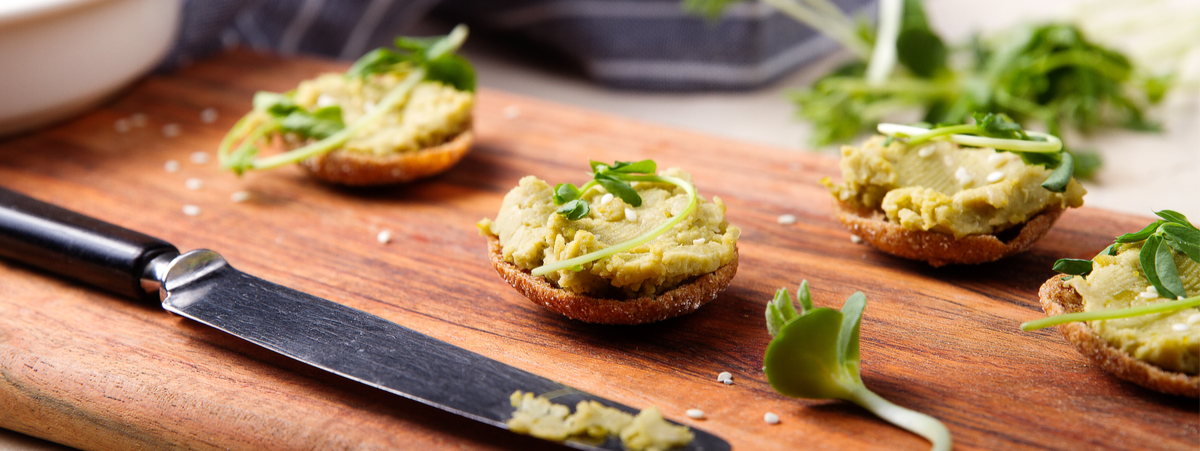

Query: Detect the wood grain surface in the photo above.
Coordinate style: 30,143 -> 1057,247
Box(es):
0,50 -> 1195,451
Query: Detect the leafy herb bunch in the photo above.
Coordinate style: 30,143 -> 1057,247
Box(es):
684,0 -> 1172,178
765,281 -> 951,451
877,112 -> 1073,192
1023,210 -> 1200,331
531,160 -> 698,277
219,25 -> 475,175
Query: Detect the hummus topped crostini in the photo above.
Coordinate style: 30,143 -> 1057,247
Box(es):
218,25 -> 475,186
822,113 -> 1086,266
1025,211 -> 1199,397
478,160 -> 740,324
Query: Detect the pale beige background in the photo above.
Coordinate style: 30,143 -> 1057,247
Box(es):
3,0 -> 1197,449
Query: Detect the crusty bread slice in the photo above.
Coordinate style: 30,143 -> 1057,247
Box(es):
832,201 -> 1063,267
297,129 -> 473,186
1038,276 -> 1199,397
485,235 -> 737,325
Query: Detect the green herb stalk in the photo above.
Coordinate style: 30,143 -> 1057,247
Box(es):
764,281 -> 951,451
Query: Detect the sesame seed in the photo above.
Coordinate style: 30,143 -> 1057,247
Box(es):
230,191 -> 251,203
190,152 -> 210,164
504,105 -> 521,119
1171,323 -> 1189,332
988,153 -> 1008,166
693,238 -> 706,245
1187,313 -> 1200,325
182,205 -> 201,216
686,409 -> 705,419
600,193 -> 614,205
777,214 -> 796,225
850,235 -> 863,244
917,146 -> 935,157
164,160 -> 180,173
114,118 -> 131,133
954,167 -> 973,186
185,178 -> 203,190
162,123 -> 181,138
1146,286 -> 1158,294
717,372 -> 732,382
377,230 -> 392,244
764,413 -> 780,424
1137,291 -> 1159,300
722,379 -> 733,385
316,94 -> 336,108
986,171 -> 1005,183
943,155 -> 954,166
200,107 -> 218,124
625,208 -> 638,221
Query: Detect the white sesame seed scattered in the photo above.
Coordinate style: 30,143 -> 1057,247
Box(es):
850,235 -> 863,244
316,94 -> 337,108
777,214 -> 796,225
503,105 -> 521,119
625,208 -> 638,221
1146,286 -> 1158,294
1179,296 -> 1186,301
182,205 -> 201,216
377,230 -> 392,244
943,155 -> 954,166
363,100 -> 377,113
986,171 -> 1005,183
764,413 -> 780,424
988,153 -> 1008,166
717,372 -> 732,382
200,107 -> 219,124
1138,291 -> 1159,300
164,160 -> 180,173
600,193 -> 614,205
722,379 -> 733,385
114,118 -> 131,133
162,123 -> 181,138
130,113 -> 147,127
1172,323 -> 1189,332
693,238 -> 706,245
917,146 -> 935,157
185,178 -> 203,190
1187,313 -> 1200,325
230,191 -> 251,203
190,151 -> 210,164
686,409 -> 705,419
954,167 -> 973,186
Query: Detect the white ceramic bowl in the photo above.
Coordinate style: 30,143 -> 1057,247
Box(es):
0,0 -> 181,136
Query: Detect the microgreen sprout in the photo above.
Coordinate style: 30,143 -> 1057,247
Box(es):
878,112 -> 1074,192
218,25 -> 473,175
764,281 -> 952,451
1024,210 -> 1200,330
530,160 -> 698,277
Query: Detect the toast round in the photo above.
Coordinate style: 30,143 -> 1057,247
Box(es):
1038,276 -> 1199,397
832,201 -> 1063,267
485,235 -> 738,325
297,129 -> 473,186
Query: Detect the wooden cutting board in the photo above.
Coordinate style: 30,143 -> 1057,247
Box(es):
0,50 -> 1194,451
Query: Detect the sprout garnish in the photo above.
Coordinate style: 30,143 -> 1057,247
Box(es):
217,25 -> 473,175
878,112 -> 1074,192
1023,210 -> 1200,331
531,160 -> 698,277
765,281 -> 952,451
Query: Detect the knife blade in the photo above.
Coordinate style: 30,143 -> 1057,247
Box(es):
0,187 -> 730,451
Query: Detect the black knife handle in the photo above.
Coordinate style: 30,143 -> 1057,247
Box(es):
0,187 -> 179,300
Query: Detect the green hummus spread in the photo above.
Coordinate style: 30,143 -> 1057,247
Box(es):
1068,243 -> 1199,374
479,168 -> 740,297
824,136 -> 1086,238
291,72 -> 473,156
507,391 -> 693,451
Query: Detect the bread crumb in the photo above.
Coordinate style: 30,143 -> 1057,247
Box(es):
182,205 -> 201,216
162,123 -> 181,138
164,160 -> 180,173
191,151 -> 210,164
764,412 -> 780,424
777,214 -> 796,225
716,372 -> 732,383
230,191 -> 251,203
850,235 -> 863,244
377,230 -> 392,244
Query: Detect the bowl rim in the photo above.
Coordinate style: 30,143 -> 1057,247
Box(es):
0,0 -> 113,27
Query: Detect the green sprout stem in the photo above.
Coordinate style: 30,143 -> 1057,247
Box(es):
248,68 -> 426,170
877,123 -> 1063,153
1021,295 -> 1200,331
849,385 -> 952,451
530,175 -> 697,277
